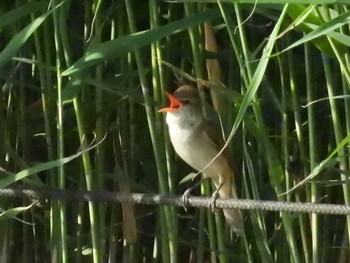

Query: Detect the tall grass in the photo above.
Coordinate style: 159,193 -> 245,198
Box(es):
0,1 -> 350,262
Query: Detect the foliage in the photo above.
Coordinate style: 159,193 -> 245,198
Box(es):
0,0 -> 350,262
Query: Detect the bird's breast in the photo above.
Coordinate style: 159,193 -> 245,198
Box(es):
167,121 -> 228,178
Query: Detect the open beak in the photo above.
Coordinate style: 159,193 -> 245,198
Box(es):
158,91 -> 182,112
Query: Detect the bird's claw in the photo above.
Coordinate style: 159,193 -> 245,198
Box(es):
182,188 -> 192,212
210,190 -> 219,213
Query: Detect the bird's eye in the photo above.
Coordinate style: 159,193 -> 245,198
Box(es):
181,99 -> 190,105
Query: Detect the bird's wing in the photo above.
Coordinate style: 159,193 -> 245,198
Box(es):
199,120 -> 238,177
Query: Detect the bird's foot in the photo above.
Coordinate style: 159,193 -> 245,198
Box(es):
210,189 -> 219,213
182,188 -> 192,212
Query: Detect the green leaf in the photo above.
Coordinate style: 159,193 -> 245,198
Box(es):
169,0 -> 350,3
284,9 -> 350,53
225,6 -> 289,145
0,202 -> 37,224
0,2 -> 48,28
178,173 -> 198,185
280,133 -> 350,196
0,1 -> 66,68
305,23 -> 350,47
62,8 -> 227,76
0,140 -> 101,188
62,74 -> 83,104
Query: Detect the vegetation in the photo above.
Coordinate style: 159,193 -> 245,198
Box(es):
0,0 -> 350,262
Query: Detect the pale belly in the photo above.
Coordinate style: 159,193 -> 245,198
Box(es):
168,123 -> 228,178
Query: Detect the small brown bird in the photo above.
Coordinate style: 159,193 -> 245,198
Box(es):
159,85 -> 243,234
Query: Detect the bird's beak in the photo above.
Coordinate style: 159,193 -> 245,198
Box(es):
158,91 -> 182,112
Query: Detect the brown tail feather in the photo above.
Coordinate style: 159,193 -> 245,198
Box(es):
223,208 -> 243,234
213,176 -> 244,234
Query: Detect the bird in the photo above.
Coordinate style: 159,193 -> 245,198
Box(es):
158,85 -> 243,234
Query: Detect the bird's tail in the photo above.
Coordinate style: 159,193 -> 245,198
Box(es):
214,177 -> 244,235
223,208 -> 243,234
222,193 -> 244,235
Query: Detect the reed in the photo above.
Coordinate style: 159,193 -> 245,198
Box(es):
0,1 -> 349,262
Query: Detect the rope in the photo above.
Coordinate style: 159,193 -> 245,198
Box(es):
1,187 -> 350,215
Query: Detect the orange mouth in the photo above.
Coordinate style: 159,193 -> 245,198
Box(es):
158,91 -> 182,112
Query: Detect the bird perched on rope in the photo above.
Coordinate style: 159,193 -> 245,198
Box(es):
159,85 -> 243,234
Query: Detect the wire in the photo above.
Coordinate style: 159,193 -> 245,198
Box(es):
1,187 -> 350,215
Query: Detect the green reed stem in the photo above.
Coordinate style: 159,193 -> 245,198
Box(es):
125,1 -> 177,262
304,40 -> 318,263
52,1 -> 68,261
57,1 -> 102,261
